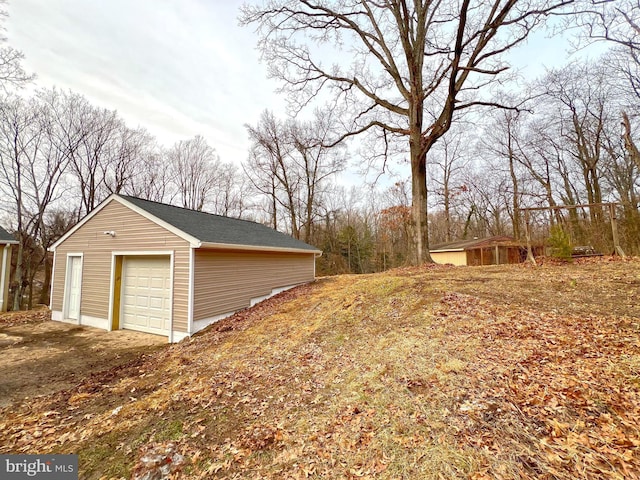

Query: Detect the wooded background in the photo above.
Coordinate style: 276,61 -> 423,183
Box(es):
1,0 -> 639,310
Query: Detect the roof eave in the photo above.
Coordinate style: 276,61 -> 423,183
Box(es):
50,194 -> 119,251
1,240 -> 18,245
199,241 -> 322,255
431,248 -> 464,253
115,195 -> 202,247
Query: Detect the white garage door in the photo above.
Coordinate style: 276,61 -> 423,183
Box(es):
121,256 -> 171,335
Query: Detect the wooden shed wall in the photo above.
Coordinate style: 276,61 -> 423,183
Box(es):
193,249 -> 315,321
467,246 -> 526,266
51,200 -> 191,332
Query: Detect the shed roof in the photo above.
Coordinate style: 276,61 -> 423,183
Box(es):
0,225 -> 17,244
51,194 -> 321,254
431,236 -> 517,252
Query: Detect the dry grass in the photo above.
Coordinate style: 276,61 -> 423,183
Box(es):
0,257 -> 639,479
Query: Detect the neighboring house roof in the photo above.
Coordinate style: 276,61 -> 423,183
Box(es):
51,194 -> 322,254
431,235 -> 517,253
0,225 -> 17,244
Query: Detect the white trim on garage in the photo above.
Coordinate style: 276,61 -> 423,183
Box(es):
62,253 -> 83,323
191,283 -> 302,337
79,314 -> 109,329
107,254 -> 117,332
0,244 -> 12,312
50,310 -> 109,329
187,246 -> 195,335
171,331 -> 191,343
168,254 -> 175,343
199,241 -> 321,255
192,311 -> 236,333
112,250 -> 175,257
50,195 -> 201,251
109,250 -> 174,340
48,250 -> 57,311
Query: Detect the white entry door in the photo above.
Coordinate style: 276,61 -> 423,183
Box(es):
121,256 -> 171,336
65,255 -> 82,320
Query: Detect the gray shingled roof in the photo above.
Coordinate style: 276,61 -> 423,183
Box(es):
120,195 -> 320,252
0,225 -> 16,244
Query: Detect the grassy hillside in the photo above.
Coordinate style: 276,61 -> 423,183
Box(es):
1,258 -> 639,479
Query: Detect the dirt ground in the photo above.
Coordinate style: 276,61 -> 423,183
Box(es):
0,308 -> 167,408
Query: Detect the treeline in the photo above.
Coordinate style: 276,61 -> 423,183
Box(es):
425,58 -> 640,256
0,88 -> 250,310
2,58 -> 639,308
272,55 -> 640,274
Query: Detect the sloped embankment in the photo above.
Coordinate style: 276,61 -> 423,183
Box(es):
1,258 -> 638,479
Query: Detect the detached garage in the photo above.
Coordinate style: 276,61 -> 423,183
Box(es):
49,194 -> 321,342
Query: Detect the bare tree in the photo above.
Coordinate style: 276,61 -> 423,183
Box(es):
575,0 -> 640,168
167,135 -> 221,211
103,125 -> 154,195
0,94 -> 69,309
378,180 -> 412,268
0,1 -> 34,91
289,110 -> 347,242
601,124 -> 640,250
209,162 -> 250,218
246,110 -> 300,235
0,95 -> 37,309
459,165 -> 512,238
514,117 -> 564,217
429,130 -> 470,242
47,91 -> 123,219
124,144 -> 172,203
241,0 -> 576,264
540,62 -> 620,226
577,0 -> 639,73
245,109 -> 346,241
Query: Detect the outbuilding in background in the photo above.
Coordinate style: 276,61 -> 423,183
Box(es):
430,236 -> 543,266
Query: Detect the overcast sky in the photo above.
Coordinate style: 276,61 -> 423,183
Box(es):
7,0 -> 287,165
6,1 -> 599,170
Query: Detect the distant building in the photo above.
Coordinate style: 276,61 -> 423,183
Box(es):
430,236 -> 541,266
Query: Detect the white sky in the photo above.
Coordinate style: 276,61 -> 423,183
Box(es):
7,0 -> 287,165
6,1 -> 601,170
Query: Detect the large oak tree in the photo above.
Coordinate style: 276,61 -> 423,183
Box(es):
241,0 -> 578,264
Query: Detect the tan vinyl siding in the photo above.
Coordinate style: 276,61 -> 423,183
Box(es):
51,200 -> 191,332
193,249 -> 315,321
431,251 -> 467,266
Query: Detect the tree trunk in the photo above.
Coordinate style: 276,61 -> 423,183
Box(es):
409,84 -> 432,264
622,111 -> 640,170
444,181 -> 451,242
509,152 -> 520,239
39,254 -> 52,305
27,275 -> 33,310
12,240 -> 24,311
410,150 -> 432,264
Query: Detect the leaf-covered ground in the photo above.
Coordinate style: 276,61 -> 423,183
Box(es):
0,308 -> 166,407
1,257 -> 639,479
